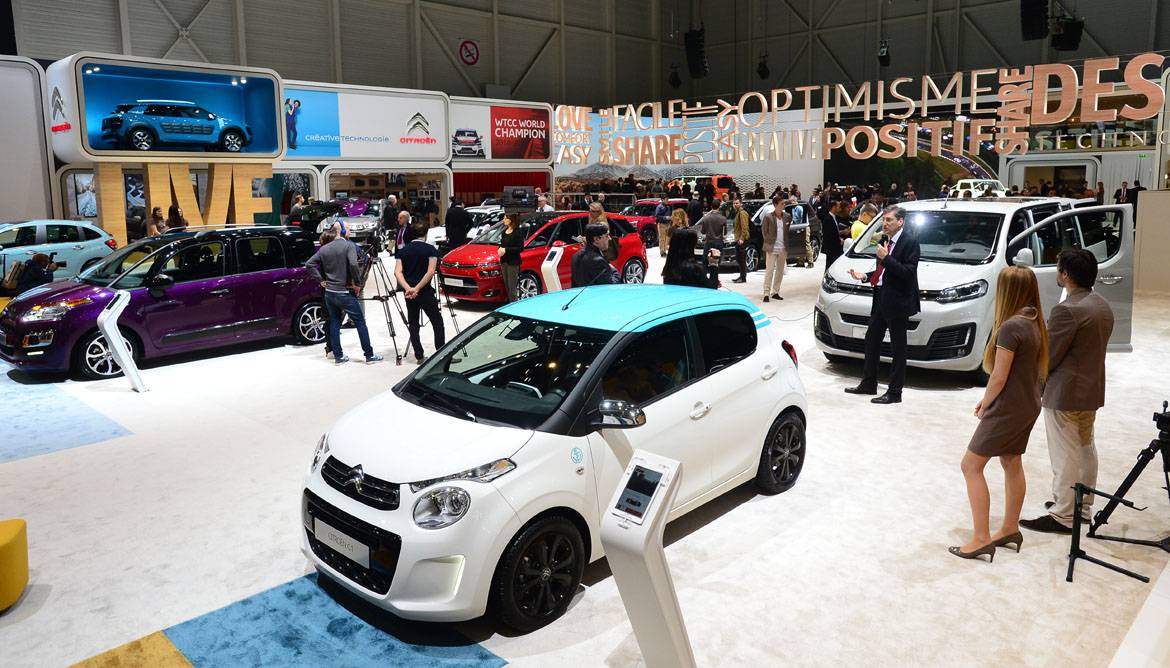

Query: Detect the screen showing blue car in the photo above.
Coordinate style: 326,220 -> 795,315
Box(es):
80,63 -> 280,155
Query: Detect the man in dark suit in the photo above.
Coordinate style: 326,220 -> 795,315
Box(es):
1112,181 -> 1129,205
817,198 -> 848,273
845,206 -> 920,404
443,198 -> 473,249
1127,180 -> 1147,224
1021,249 -> 1114,534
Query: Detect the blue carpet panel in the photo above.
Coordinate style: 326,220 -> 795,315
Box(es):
164,574 -> 507,667
0,363 -> 130,463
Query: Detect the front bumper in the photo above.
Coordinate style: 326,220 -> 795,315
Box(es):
0,315 -> 71,372
437,266 -> 506,302
813,290 -> 986,372
301,470 -> 518,622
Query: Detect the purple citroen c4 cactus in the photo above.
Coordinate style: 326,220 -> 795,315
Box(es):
0,227 -> 327,379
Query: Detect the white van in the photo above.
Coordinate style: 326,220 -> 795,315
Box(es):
815,197 -> 1134,380
950,179 -> 1008,198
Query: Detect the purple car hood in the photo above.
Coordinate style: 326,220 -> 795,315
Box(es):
3,280 -> 113,319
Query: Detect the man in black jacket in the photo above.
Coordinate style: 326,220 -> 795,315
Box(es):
443,198 -> 473,249
845,206 -> 920,404
818,197 -> 848,273
571,223 -> 620,287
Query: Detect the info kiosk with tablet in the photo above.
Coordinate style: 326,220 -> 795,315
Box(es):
600,450 -> 696,668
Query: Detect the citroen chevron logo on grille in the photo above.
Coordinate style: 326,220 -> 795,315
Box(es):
406,112 -> 430,136
51,87 -> 65,119
344,465 -> 365,493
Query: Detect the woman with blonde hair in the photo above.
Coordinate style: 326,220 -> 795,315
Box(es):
666,207 -> 689,252
588,201 -> 607,224
950,266 -> 1049,562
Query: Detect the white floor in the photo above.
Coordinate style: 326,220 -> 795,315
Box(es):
2,252 -> 1169,667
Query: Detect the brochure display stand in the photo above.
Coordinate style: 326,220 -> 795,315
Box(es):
96,290 -> 146,392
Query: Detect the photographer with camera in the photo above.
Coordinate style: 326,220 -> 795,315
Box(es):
394,219 -> 445,363
306,225 -> 383,366
3,253 -> 58,297
1021,249 -> 1114,535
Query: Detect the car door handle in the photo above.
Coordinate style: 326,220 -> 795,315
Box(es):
1098,275 -> 1123,285
209,288 -> 230,295
689,402 -> 711,420
761,365 -> 778,380
71,244 -> 84,250
272,279 -> 292,285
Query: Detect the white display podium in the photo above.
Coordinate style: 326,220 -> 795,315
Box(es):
96,289 -> 146,392
541,246 -> 564,292
600,450 -> 696,668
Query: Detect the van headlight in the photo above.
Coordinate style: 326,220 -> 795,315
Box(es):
413,487 -> 471,529
409,458 -> 515,493
933,279 -> 988,303
822,274 -> 840,294
310,434 -> 329,473
21,297 -> 92,323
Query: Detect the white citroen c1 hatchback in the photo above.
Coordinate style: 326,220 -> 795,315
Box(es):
301,284 -> 807,631
815,197 -> 1135,380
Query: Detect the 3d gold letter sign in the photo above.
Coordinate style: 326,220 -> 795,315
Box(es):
554,53 -> 1166,166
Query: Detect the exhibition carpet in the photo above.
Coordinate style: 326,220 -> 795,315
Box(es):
74,574 -> 506,668
0,362 -> 129,463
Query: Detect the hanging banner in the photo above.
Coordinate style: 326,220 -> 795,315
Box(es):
283,82 -> 449,162
450,97 -> 552,162
46,53 -> 283,163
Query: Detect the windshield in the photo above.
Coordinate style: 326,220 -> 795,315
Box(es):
469,210 -> 500,225
400,313 -> 614,429
79,240 -> 172,287
848,211 -> 1005,264
471,214 -> 550,245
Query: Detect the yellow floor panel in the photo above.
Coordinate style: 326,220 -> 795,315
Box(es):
71,631 -> 192,668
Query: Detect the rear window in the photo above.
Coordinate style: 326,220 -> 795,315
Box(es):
694,310 -> 757,374
82,227 -> 103,241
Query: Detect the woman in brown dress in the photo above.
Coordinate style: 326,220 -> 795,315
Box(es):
950,267 -> 1049,562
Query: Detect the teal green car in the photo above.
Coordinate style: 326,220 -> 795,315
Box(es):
0,220 -> 117,279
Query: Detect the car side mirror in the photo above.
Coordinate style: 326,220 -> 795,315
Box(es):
147,273 -> 174,298
1012,248 -> 1034,267
552,240 -> 566,248
592,399 -> 646,430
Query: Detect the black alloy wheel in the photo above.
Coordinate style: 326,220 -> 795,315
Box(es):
754,411 -> 805,494
640,226 -> 658,249
492,516 -> 585,632
74,329 -> 138,381
128,128 -> 155,151
220,130 -> 245,152
744,244 -> 760,272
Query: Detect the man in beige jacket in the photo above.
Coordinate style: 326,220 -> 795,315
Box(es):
760,195 -> 789,302
1021,249 -> 1114,534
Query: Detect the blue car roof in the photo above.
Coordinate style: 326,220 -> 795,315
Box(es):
496,284 -> 768,333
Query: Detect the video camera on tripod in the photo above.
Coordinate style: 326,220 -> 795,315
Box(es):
1153,401 -> 1170,437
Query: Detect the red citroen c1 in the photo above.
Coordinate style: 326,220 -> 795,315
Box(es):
438,211 -> 647,302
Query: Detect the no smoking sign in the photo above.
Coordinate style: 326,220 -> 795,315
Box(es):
459,40 -> 480,66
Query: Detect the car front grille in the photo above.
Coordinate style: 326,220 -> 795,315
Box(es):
321,456 -> 400,511
839,312 -> 921,331
815,317 -> 976,362
101,117 -> 122,131
440,261 -> 481,270
303,489 -> 401,595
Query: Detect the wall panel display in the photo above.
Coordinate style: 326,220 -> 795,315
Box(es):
46,53 -> 283,163
0,56 -> 54,220
284,83 -> 449,162
450,97 -> 551,162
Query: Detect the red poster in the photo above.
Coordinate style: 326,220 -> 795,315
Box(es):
489,106 -> 550,160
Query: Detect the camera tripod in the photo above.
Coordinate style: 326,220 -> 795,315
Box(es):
1066,401 -> 1170,583
357,243 -> 407,365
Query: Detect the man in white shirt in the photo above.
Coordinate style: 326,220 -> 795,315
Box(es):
536,195 -> 554,212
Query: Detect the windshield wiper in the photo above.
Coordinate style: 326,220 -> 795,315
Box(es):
412,382 -> 477,422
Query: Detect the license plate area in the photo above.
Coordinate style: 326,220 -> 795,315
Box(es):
852,326 -> 891,343
314,518 -> 370,569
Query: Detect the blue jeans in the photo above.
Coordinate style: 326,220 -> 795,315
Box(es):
324,291 -> 373,360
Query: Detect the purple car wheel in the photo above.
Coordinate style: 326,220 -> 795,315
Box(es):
294,302 -> 327,344
74,329 -> 138,381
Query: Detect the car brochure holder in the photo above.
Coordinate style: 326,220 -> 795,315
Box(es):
541,246 -> 564,293
97,290 -> 146,392
600,450 -> 696,668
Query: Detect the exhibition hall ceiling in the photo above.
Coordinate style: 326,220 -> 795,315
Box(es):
11,0 -> 1170,109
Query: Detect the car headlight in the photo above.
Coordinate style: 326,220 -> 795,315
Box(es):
933,279 -> 988,303
413,487 -> 471,529
409,458 -> 515,493
822,274 -> 840,294
21,297 -> 92,323
310,434 -> 329,473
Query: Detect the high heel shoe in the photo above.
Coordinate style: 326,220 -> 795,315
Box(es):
948,543 -> 997,562
992,531 -> 1024,552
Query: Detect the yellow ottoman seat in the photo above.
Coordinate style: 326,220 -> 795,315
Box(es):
0,519 -> 29,612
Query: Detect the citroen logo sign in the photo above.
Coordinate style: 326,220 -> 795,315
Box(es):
406,112 -> 430,136
344,465 -> 365,493
51,87 -> 65,119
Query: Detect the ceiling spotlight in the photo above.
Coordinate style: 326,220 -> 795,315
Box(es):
93,66 -> 100,72
83,69 -> 92,75
757,54 -> 770,80
231,78 -> 239,86
878,40 -> 890,67
239,77 -> 247,84
668,64 -> 682,89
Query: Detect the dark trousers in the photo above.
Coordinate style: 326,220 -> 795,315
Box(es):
702,239 -> 724,266
862,291 -> 909,396
324,291 -> 373,360
406,288 -> 445,359
735,241 -> 747,279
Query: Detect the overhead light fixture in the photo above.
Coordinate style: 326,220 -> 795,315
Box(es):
239,77 -> 247,84
92,66 -> 101,72
878,40 -> 890,67
757,54 -> 770,80
231,78 -> 239,86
